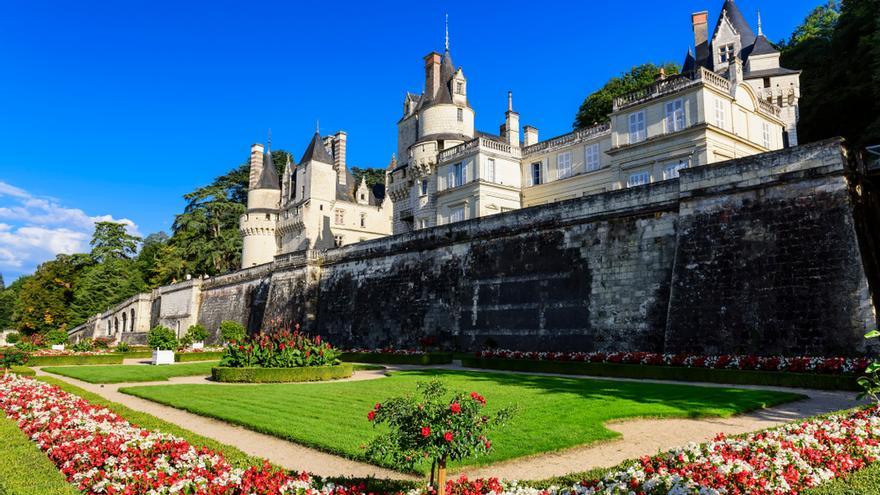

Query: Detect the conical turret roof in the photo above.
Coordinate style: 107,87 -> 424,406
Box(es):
256,149 -> 280,189
299,131 -> 334,165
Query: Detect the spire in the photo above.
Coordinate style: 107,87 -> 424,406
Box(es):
507,91 -> 513,112
444,13 -> 449,52
757,9 -> 763,36
300,130 -> 334,165
267,128 -> 272,150
315,119 -> 320,134
256,142 -> 280,190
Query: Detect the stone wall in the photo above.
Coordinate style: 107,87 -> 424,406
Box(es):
68,140 -> 879,356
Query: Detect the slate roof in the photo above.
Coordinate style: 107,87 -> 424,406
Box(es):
714,0 -> 756,48
256,150 -> 280,190
682,49 -> 697,73
335,169 -> 386,206
743,67 -> 801,79
749,35 -> 779,56
300,131 -> 334,165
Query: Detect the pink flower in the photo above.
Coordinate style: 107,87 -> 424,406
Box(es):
450,402 -> 461,414
367,411 -> 376,421
443,431 -> 454,442
421,426 -> 431,438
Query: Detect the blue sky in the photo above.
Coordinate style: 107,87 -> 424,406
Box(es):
0,0 -> 816,282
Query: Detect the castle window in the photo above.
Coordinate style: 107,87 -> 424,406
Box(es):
763,77 -> 771,88
719,43 -> 735,63
360,193 -> 365,201
762,121 -> 771,148
456,81 -> 463,94
628,111 -> 646,144
450,162 -> 464,188
449,206 -> 465,223
663,159 -> 688,180
664,99 -> 685,133
585,144 -> 600,171
557,152 -> 572,179
627,171 -> 651,187
334,235 -> 344,248
334,209 -> 345,225
417,218 -> 428,230
485,158 -> 496,183
360,213 -> 366,228
714,98 -> 726,129
531,162 -> 542,185
420,179 -> 429,196
457,108 -> 463,122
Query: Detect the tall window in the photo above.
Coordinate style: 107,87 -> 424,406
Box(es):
585,144 -> 600,171
531,162 -> 542,185
628,111 -> 646,143
334,209 -> 345,225
450,162 -> 464,187
456,81 -> 463,94
360,213 -> 366,228
714,98 -> 726,129
762,122 -> 771,148
627,171 -> 650,187
719,43 -> 735,63
456,108 -> 463,122
485,158 -> 496,183
449,207 -> 465,223
557,152 -> 572,179
665,99 -> 684,133
420,179 -> 429,196
663,159 -> 688,180
417,218 -> 428,230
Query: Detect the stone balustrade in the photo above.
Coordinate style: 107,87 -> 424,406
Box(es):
523,123 -> 611,156
613,67 -> 731,111
438,136 -> 521,163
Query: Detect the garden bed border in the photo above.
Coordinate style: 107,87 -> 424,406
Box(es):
211,363 -> 354,383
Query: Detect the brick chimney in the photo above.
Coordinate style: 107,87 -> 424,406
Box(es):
248,143 -> 264,190
424,52 -> 442,99
504,91 -> 520,145
692,11 -> 709,63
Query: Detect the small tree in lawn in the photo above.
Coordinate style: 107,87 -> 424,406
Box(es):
858,329 -> 880,403
365,380 -> 513,495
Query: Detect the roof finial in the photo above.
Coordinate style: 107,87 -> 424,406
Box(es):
315,119 -> 320,135
444,13 -> 449,52
507,91 -> 513,112
757,9 -> 763,36
267,128 -> 272,150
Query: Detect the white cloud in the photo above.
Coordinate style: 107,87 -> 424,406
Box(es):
0,181 -> 141,279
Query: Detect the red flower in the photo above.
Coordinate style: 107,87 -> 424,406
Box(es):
421,426 -> 431,438
367,411 -> 376,421
443,431 -> 454,442
450,402 -> 461,414
374,403 -> 381,411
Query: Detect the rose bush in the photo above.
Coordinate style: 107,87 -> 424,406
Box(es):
476,349 -> 873,376
220,326 -> 341,368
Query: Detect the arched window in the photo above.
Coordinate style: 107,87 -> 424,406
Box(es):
131,308 -> 136,332
122,312 -> 127,332
114,318 -> 119,334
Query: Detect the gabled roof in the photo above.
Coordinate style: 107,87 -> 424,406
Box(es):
682,49 -> 697,73
299,131 -> 334,165
256,150 -> 280,189
714,0 -> 756,48
749,35 -> 779,57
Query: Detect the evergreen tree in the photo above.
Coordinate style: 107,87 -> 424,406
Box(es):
12,254 -> 92,334
0,276 -> 24,330
70,258 -> 146,325
91,221 -> 141,262
351,167 -> 386,188
573,63 -> 680,129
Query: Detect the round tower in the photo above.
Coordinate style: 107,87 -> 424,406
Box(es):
240,143 -> 281,268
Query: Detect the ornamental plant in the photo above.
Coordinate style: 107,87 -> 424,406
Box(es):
180,324 -> 209,348
220,327 -> 340,368
5,332 -> 20,344
147,325 -> 178,351
0,348 -> 28,369
365,380 -> 514,495
71,340 -> 94,352
858,329 -> 880,403
115,341 -> 131,353
45,329 -> 68,346
220,320 -> 246,342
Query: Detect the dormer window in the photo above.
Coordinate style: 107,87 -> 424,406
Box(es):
719,43 -> 735,63
457,108 -> 463,122
456,81 -> 464,94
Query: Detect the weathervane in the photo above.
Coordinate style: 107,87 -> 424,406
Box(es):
445,13 -> 449,51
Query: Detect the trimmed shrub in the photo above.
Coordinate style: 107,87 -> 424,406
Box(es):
340,352 -> 453,365
115,341 -> 131,353
27,354 -> 124,366
211,363 -> 353,383
45,329 -> 68,346
5,332 -> 20,344
71,340 -> 94,352
181,324 -> 209,348
461,357 -> 861,391
219,321 -> 246,343
148,326 -> 177,350
175,351 -> 224,363
1,348 -> 29,368
8,366 -> 35,376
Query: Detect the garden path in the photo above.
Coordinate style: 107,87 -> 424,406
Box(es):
35,364 -> 865,481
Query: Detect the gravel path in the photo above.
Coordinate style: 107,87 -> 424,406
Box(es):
35,363 -> 865,481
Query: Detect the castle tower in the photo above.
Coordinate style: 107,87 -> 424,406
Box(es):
240,142 -> 281,268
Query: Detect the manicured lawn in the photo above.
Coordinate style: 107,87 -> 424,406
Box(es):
0,412 -> 80,495
43,361 -> 218,384
121,369 -> 804,472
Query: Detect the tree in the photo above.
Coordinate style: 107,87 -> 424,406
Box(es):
91,221 -> 141,262
573,63 -> 680,129
0,276 -> 25,330
136,231 -> 170,287
69,258 -> 146,326
12,254 -> 92,334
782,1 -> 841,47
351,167 -> 386,188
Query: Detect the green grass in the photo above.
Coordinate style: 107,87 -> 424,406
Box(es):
36,376 -> 264,469
42,361 -> 218,384
0,413 -> 80,495
121,369 -> 804,473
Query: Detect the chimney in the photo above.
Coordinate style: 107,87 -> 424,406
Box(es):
248,143 -> 265,190
692,11 -> 709,63
333,131 -> 347,185
504,91 -> 520,145
424,52 -> 442,99
523,126 -> 539,147
728,55 -> 743,94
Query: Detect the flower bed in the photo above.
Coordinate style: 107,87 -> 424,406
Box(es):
341,349 -> 453,365
0,375 -> 356,495
212,363 -> 354,383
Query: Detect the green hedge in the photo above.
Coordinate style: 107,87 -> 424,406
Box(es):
6,366 -> 35,376
0,414 -> 80,495
176,351 -> 224,362
340,352 -> 453,365
120,350 -> 153,359
461,357 -> 861,391
212,363 -> 353,383
27,354 -> 124,366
